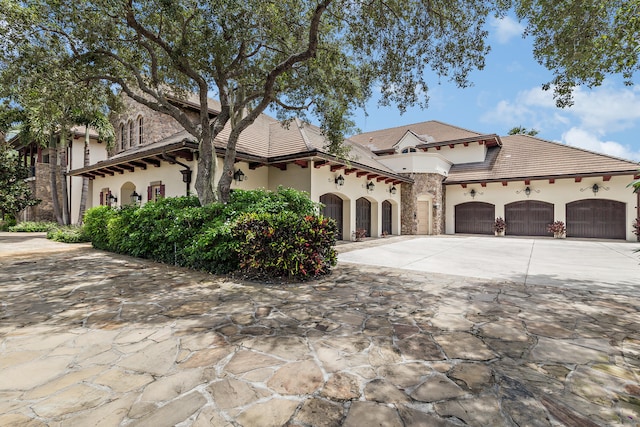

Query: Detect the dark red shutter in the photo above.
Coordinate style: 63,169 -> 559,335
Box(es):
100,191 -> 104,206
147,186 -> 152,201
160,184 -> 165,197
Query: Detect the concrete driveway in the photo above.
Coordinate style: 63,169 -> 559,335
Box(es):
339,235 -> 640,295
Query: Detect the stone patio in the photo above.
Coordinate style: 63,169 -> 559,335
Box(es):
0,234 -> 639,426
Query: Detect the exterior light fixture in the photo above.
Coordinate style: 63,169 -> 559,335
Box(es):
108,193 -> 118,203
130,191 -> 142,204
366,181 -> 375,192
516,186 -> 539,197
389,185 -> 397,195
233,169 -> 245,182
464,188 -> 482,199
580,183 -> 609,196
335,174 -> 345,186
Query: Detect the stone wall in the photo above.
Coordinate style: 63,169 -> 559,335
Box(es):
400,173 -> 446,235
20,163 -> 63,222
111,95 -> 189,155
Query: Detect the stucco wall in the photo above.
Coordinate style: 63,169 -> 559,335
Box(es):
426,143 -> 486,164
379,153 -> 452,175
445,175 -> 639,241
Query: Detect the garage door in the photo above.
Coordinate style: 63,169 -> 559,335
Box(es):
566,199 -> 626,239
320,193 -> 343,240
505,200 -> 554,236
455,202 -> 495,235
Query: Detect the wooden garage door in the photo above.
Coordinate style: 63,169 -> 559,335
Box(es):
455,202 -> 495,235
505,200 -> 554,236
356,197 -> 371,237
566,199 -> 626,239
320,193 -> 343,240
382,201 -> 392,235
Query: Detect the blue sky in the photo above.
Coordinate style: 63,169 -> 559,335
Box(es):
350,16 -> 640,162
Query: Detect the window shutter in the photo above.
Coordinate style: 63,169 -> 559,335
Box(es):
147,186 -> 152,201
100,191 -> 104,206
160,184 -> 166,197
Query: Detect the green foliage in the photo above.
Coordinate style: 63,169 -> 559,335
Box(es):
80,189 -> 336,280
508,126 -> 540,136
83,205 -> 117,250
46,225 -> 89,243
233,212 -> 337,280
0,141 -> 40,215
0,213 -> 17,231
8,221 -> 57,232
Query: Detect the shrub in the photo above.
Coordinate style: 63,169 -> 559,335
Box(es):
47,225 -> 90,243
1,214 -> 17,231
8,221 -> 57,232
547,220 -> 566,236
233,212 -> 337,280
184,219 -> 239,274
493,217 -> 506,232
633,218 -> 639,236
83,205 -> 117,250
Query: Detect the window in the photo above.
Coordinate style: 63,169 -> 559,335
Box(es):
401,147 -> 417,154
127,120 -> 133,149
119,124 -> 125,150
147,181 -> 165,202
137,116 -> 144,145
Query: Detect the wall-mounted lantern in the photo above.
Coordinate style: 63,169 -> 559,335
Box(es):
107,193 -> 118,204
580,183 -> 609,196
130,191 -> 142,204
334,174 -> 345,186
366,181 -> 375,192
233,169 -> 246,182
389,185 -> 397,195
464,188 -> 482,199
516,186 -> 540,198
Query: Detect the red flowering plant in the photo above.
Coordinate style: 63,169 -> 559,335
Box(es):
493,217 -> 506,233
547,221 -> 566,237
633,218 -> 639,236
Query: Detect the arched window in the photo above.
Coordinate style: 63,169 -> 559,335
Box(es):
127,120 -> 134,149
401,147 -> 417,154
119,123 -> 125,150
137,116 -> 144,145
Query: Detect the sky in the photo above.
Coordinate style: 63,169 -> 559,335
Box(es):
349,16 -> 640,163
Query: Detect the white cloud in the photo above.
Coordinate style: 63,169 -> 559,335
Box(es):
567,86 -> 640,133
490,16 -> 525,44
562,127 -> 640,161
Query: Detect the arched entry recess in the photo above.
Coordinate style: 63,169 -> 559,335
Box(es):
356,197 -> 371,237
320,193 -> 344,240
120,182 -> 136,206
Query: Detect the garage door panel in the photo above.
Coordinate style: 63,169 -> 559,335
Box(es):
455,202 -> 495,235
505,200 -> 554,236
567,199 -> 625,239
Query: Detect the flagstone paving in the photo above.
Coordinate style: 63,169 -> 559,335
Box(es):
0,235 -> 639,426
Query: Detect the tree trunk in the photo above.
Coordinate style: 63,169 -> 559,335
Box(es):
48,135 -> 63,224
218,129 -> 240,204
77,129 -> 90,224
194,134 -> 217,205
58,129 -> 70,225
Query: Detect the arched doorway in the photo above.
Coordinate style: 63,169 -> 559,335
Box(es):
320,193 -> 343,240
356,197 -> 371,237
505,200 -> 554,236
382,200 -> 392,235
455,202 -> 495,235
566,199 -> 626,239
120,182 -> 136,206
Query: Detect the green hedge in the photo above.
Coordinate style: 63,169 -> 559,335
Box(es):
8,221 -> 57,232
46,225 -> 90,243
81,188 -> 337,280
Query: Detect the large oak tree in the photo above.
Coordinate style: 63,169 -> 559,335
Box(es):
2,0 -> 638,204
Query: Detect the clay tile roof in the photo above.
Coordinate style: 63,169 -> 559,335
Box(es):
446,134 -> 639,183
349,120 -> 484,151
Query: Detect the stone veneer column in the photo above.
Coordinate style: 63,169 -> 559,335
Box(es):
400,173 -> 446,235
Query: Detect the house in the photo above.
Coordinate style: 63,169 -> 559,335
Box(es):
20,94 -> 638,241
10,127 -> 106,223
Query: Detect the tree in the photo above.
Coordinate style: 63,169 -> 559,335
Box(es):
507,0 -> 640,107
0,139 -> 40,217
3,1 -> 639,205
508,126 -> 539,136
72,110 -> 115,224
2,0 -> 497,204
